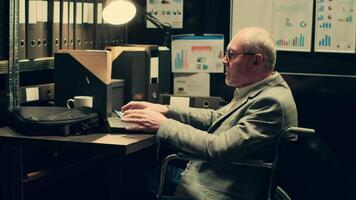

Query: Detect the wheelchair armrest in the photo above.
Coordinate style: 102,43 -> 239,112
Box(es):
281,127 -> 315,141
157,153 -> 274,198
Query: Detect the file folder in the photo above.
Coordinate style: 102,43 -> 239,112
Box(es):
95,0 -> 104,49
0,0 -> 6,60
74,0 -> 84,49
36,0 -> 44,57
102,20 -> 110,47
41,0 -> 49,57
108,25 -> 124,45
87,0 -> 95,49
107,46 -> 148,103
158,47 -> 172,95
68,0 -> 75,49
123,44 -> 160,102
51,0 -> 61,54
82,0 -> 88,49
60,0 -> 69,49
26,0 -> 42,59
19,0 -> 26,59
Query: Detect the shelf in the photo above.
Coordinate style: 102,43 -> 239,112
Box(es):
0,57 -> 54,74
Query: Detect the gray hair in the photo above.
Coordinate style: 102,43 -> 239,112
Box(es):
240,27 -> 277,71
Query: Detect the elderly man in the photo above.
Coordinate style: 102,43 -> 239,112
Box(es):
121,27 -> 298,200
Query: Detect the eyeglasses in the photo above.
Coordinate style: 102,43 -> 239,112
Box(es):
224,50 -> 256,62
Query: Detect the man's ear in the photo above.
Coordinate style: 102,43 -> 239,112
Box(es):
253,53 -> 263,65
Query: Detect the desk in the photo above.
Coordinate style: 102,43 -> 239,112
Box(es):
0,126 -> 156,200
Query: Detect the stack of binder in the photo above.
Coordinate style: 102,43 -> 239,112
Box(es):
12,0 -> 128,60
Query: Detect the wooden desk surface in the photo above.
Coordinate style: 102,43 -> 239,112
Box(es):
0,126 -> 156,155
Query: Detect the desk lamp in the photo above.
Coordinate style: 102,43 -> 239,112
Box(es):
102,0 -> 172,47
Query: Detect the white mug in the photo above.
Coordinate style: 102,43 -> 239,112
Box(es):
66,96 -> 93,109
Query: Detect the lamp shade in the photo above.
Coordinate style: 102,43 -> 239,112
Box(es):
102,0 -> 137,25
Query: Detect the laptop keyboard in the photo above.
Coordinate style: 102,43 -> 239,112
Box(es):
107,117 -> 137,130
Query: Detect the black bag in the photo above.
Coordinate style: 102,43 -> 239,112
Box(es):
11,106 -> 105,136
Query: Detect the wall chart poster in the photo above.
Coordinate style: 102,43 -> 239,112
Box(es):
230,0 -> 272,39
171,34 -> 224,73
146,0 -> 183,29
314,0 -> 356,53
272,0 -> 314,52
230,0 -> 313,52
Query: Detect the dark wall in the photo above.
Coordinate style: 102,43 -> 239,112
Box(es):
0,0 -> 9,60
126,1 -> 356,199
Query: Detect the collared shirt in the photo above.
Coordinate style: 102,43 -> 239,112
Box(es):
233,71 -> 279,101
227,72 -> 279,110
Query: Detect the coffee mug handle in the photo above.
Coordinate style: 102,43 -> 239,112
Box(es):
66,99 -> 74,109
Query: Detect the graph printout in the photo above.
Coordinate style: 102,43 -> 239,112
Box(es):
315,0 -> 356,53
272,0 -> 314,52
146,0 -> 183,29
230,0 -> 273,39
171,35 -> 224,73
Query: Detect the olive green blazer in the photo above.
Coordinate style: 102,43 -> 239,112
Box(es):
157,73 -> 298,200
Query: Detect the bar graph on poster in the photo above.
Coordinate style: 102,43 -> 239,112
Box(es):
272,0 -> 314,52
314,0 -> 356,53
171,34 -> 224,73
230,0 -> 313,52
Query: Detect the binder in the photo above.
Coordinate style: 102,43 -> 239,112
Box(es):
101,0 -> 109,47
158,47 -> 172,95
95,0 -> 103,49
74,0 -> 84,49
41,0 -> 49,57
27,0 -> 39,59
108,24 -> 124,45
107,46 -> 148,103
0,0 -> 6,60
102,20 -> 110,47
68,0 -> 75,49
107,45 -> 160,102
146,45 -> 159,102
60,0 -> 69,49
82,0 -> 90,49
87,0 -> 95,49
124,44 -> 160,102
36,0 -> 44,57
19,0 -> 26,59
51,0 -> 61,55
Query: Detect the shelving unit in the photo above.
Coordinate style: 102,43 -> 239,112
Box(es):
8,0 -> 20,111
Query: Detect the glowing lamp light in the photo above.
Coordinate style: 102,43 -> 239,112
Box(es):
102,0 -> 137,25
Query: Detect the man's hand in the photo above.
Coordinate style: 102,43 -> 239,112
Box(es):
121,101 -> 169,114
121,109 -> 168,133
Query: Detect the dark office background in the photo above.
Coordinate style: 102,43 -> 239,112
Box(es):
1,0 -> 356,199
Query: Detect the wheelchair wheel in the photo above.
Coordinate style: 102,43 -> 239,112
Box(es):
273,186 -> 292,200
